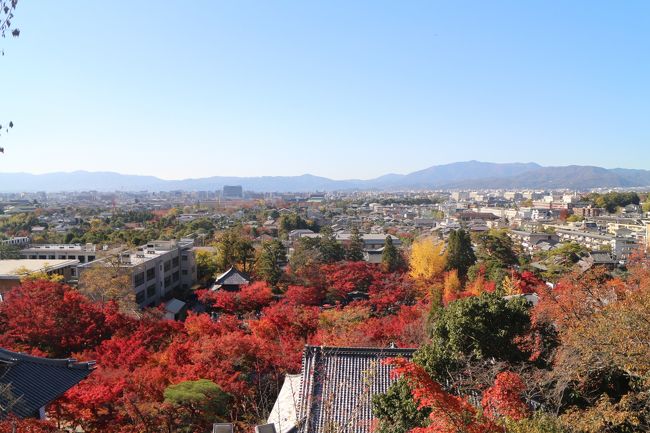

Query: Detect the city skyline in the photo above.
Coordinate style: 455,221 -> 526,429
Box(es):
2,1 -> 650,180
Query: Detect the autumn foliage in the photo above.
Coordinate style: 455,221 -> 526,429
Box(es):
3,244 -> 650,433
481,371 -> 529,421
388,358 -> 503,433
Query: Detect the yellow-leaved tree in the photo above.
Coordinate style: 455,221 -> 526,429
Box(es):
409,237 -> 447,294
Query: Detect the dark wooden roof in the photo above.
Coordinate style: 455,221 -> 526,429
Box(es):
214,267 -> 250,287
0,348 -> 94,418
297,345 -> 415,433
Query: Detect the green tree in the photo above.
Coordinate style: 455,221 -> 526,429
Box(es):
382,236 -> 402,272
163,379 -> 231,432
534,241 -> 588,282
195,249 -> 220,281
374,293 -> 533,433
289,236 -> 322,273
643,200 -> 650,214
446,229 -> 476,278
319,227 -> 345,264
372,379 -> 430,433
0,243 -> 19,259
215,227 -> 255,273
255,239 -> 286,287
474,229 -> 518,268
415,293 -> 532,377
278,213 -> 319,236
345,227 -> 365,261
469,229 -> 518,286
587,192 -> 640,213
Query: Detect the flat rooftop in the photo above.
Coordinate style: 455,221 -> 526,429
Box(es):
21,243 -> 97,252
0,259 -> 79,277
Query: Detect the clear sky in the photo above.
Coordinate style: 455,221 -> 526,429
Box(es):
1,1 -> 649,180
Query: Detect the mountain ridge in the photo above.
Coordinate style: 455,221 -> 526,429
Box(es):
2,161 -> 650,192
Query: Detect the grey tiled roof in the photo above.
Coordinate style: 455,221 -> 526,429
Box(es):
214,267 -> 250,286
297,345 -> 415,433
0,348 -> 94,418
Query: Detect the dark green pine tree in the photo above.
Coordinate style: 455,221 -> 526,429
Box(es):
446,229 -> 476,278
346,227 -> 365,261
319,227 -> 345,263
381,235 -> 401,272
256,239 -> 287,287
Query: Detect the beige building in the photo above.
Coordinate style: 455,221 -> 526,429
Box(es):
0,259 -> 79,296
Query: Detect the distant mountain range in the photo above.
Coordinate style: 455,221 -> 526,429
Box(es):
2,161 -> 650,192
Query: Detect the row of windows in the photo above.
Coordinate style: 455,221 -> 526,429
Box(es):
26,255 -> 95,262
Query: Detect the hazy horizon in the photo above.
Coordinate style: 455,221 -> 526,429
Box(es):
0,160 -> 648,182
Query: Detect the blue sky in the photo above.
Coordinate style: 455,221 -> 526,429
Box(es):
2,1 -> 649,180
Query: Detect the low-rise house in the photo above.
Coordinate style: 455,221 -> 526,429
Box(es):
577,251 -> 618,272
454,211 -> 500,224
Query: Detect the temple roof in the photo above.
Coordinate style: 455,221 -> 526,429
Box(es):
0,347 -> 94,418
296,345 -> 415,433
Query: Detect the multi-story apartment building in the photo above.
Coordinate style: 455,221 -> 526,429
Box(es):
78,239 -> 197,308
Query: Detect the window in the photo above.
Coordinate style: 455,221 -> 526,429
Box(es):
164,276 -> 171,287
172,257 -> 179,268
88,255 -> 96,262
146,267 -> 156,281
78,256 -> 86,263
182,269 -> 188,276
147,284 -> 156,298
134,272 -> 145,287
136,291 -> 145,304
164,260 -> 171,272
172,271 -> 180,282
182,255 -> 188,261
